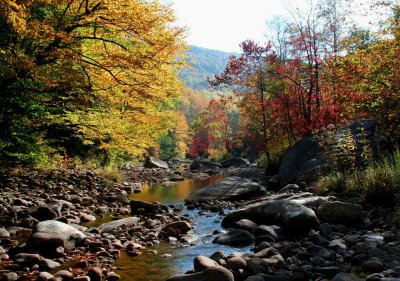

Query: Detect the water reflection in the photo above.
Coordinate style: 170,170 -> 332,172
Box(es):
115,175 -> 252,281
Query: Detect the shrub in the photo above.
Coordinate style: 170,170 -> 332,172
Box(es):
316,148 -> 400,206
95,167 -> 124,183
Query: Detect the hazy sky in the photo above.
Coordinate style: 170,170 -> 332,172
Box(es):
168,0 -> 374,53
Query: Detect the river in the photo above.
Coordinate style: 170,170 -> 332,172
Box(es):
114,175 -> 252,281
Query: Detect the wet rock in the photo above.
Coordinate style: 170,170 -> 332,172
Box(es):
144,156 -> 169,169
130,200 -> 169,215
166,266 -> 234,281
213,229 -> 255,246
186,177 -> 266,203
98,217 -> 138,233
235,219 -> 258,231
194,256 -> 219,272
317,201 -> 362,225
161,254 -> 173,258
162,221 -> 192,235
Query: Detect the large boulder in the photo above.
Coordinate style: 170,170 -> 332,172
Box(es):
189,158 -> 222,174
185,177 -> 267,203
317,201 -> 362,225
279,202 -> 319,233
166,266 -> 234,281
220,157 -> 250,168
222,199 -> 319,235
98,217 -> 139,233
222,200 -> 289,228
279,137 -> 326,185
278,119 -> 381,185
27,220 -> 85,257
212,229 -> 255,246
144,156 -> 169,169
130,200 -> 169,215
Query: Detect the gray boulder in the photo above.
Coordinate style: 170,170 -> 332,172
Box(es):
278,119 -> 380,185
185,177 -> 266,203
98,217 -> 139,233
144,156 -> 169,169
279,202 -> 319,233
221,200 -> 290,228
317,201 -> 362,225
279,137 -> 326,185
220,157 -> 250,168
166,266 -> 234,281
222,199 -> 319,235
27,220 -> 85,257
213,229 -> 255,246
189,158 -> 222,174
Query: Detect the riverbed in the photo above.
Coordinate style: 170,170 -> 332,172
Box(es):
115,175 -> 252,281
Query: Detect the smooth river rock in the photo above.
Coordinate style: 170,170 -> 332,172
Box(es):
185,177 -> 267,203
98,217 -> 139,233
27,220 -> 86,257
213,229 -> 255,246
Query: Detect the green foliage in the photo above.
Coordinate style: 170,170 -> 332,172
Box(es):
159,132 -> 179,160
257,152 -> 281,174
318,125 -> 358,172
316,148 -> 400,206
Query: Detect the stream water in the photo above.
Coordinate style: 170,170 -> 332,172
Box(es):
114,175 -> 252,281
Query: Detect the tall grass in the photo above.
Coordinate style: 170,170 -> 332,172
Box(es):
316,148 -> 400,206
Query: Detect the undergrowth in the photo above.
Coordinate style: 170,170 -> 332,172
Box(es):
316,148 -> 400,206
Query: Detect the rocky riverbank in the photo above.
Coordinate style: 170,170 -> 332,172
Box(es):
166,173 -> 400,281
0,165 -> 200,281
1,154 -> 400,281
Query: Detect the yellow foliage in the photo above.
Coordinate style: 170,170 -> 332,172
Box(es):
0,0 -> 188,157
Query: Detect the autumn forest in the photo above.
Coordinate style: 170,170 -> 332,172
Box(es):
0,0 -> 399,169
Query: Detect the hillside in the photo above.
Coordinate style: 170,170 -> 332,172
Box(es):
180,46 -> 237,91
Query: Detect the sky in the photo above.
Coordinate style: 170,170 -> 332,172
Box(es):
167,0 -> 376,53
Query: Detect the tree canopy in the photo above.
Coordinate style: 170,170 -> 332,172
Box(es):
0,0 -> 186,165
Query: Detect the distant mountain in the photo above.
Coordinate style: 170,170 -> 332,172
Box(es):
180,46 -> 238,91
